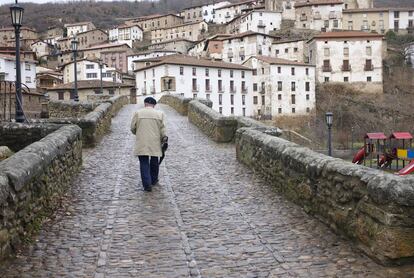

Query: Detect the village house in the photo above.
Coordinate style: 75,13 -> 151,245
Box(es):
295,0 -> 343,31
46,80 -> 132,102
307,31 -> 384,93
221,31 -> 279,64
134,55 -> 254,116
0,47 -> 36,61
213,0 -> 263,24
148,39 -> 197,53
61,58 -> 123,84
0,27 -> 39,49
342,8 -> 389,34
227,10 -> 282,34
388,8 -> 414,34
188,34 -> 231,59
42,26 -> 64,45
81,42 -> 131,62
108,24 -> 143,47
151,21 -> 208,44
100,47 -> 134,74
127,50 -> 180,73
30,41 -> 53,59
243,55 -> 316,118
342,0 -> 373,10
56,29 -> 108,52
36,67 -> 63,94
180,1 -> 232,23
125,14 -> 184,32
265,0 -> 296,20
272,38 -> 306,62
0,55 -> 37,89
64,22 -> 96,37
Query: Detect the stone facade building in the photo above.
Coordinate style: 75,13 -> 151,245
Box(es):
125,14 -> 184,32
265,0 -> 296,20
243,56 -> 316,117
0,27 -> 39,49
108,24 -> 143,47
134,55 -> 254,116
342,8 -> 389,34
127,50 -> 180,73
148,39 -> 197,53
64,22 -> 96,37
61,59 -> 122,84
151,21 -> 208,44
271,39 -> 306,62
295,0 -> 343,31
307,31 -> 384,93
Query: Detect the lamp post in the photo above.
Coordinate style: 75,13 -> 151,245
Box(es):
10,0 -> 24,122
325,112 -> 333,156
98,59 -> 103,94
71,38 -> 79,102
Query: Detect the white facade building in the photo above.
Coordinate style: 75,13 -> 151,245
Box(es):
62,59 -> 123,84
30,41 -> 51,59
389,8 -> 414,34
265,0 -> 297,20
272,39 -> 306,62
0,55 -> 37,89
109,24 -> 143,47
135,55 -> 254,116
308,31 -> 383,93
295,0 -> 343,31
203,1 -> 232,22
222,31 -> 279,64
127,50 -> 180,73
213,0 -> 261,24
243,56 -> 316,117
64,22 -> 96,37
228,11 -> 282,34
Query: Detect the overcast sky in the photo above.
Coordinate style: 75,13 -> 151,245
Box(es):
0,0 -> 142,5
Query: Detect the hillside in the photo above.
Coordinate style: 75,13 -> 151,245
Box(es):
0,0 -> 236,33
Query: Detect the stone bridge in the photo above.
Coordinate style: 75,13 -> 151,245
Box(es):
1,102 -> 414,277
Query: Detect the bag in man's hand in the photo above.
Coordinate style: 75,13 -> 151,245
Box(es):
159,136 -> 169,165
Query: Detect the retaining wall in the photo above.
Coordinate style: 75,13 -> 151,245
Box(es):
236,128 -> 414,265
0,125 -> 82,259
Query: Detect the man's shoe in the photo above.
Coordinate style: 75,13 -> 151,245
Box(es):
143,186 -> 152,192
152,179 -> 159,186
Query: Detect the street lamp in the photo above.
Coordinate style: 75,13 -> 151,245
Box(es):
10,0 -> 24,122
71,37 -> 79,102
325,112 -> 333,156
98,59 -> 103,94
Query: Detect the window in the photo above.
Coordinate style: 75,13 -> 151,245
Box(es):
230,70 -> 234,78
323,60 -> 331,71
152,69 -> 155,77
218,80 -> 223,92
324,20 -> 329,27
292,108 -> 296,114
394,11 -> 400,18
348,21 -> 353,30
306,94 -> 310,100
342,59 -> 350,71
58,91 -> 64,100
333,20 -> 338,28
344,47 -> 349,56
366,46 -> 372,56
252,69 -> 257,76
344,76 -> 349,82
86,64 -> 94,69
277,81 -> 282,91
192,67 -> 196,76
365,59 -> 373,70
253,96 -> 258,104
324,48 -> 330,57
294,47 -> 298,53
242,95 -> 246,105
241,71 -> 245,78
180,67 -> 184,75
277,66 -> 281,73
192,78 -> 198,91
206,94 -> 210,100
25,76 -> 31,83
25,63 -> 31,71
394,20 -> 399,31
253,83 -> 258,91
324,77 -> 330,82
306,68 -> 309,75
278,94 -> 282,100
193,94 -> 197,99
87,73 -> 97,78
261,68 -> 265,74
219,94 -> 223,105
230,94 -> 234,105
291,67 -> 295,75
367,76 -> 372,82
219,107 -> 223,114
205,68 -> 209,76
205,79 -> 211,91
241,81 -> 246,92
276,49 -> 279,55
261,95 -> 265,105
231,107 -> 234,115
278,108 -> 282,114
242,108 -> 246,117
305,82 -> 310,92
291,82 -> 296,91
218,69 -> 222,77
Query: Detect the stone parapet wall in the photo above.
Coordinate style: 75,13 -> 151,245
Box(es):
104,95 -> 129,117
0,125 -> 82,260
236,128 -> 414,266
49,101 -> 97,118
159,95 -> 192,116
188,100 -> 237,143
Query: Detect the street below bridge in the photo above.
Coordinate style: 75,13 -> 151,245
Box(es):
1,104 -> 413,277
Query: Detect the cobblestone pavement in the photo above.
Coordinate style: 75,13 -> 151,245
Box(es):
1,104 -> 414,278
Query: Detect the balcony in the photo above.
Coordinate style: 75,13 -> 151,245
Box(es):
361,26 -> 369,31
206,86 -> 212,92
300,15 -> 307,21
218,85 -> 225,93
364,64 -> 374,71
329,13 -> 337,19
241,87 -> 248,94
225,14 -> 231,18
259,87 -> 265,94
257,22 -> 266,28
192,85 -> 200,92
230,85 -> 237,93
341,64 -> 351,71
228,52 -> 233,58
142,88 -> 147,95
322,65 -> 332,72
150,86 -> 156,94
313,14 -> 321,20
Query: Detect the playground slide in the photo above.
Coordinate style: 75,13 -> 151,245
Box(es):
352,147 -> 365,164
397,160 -> 414,176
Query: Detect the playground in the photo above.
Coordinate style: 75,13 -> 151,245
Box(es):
352,132 -> 414,175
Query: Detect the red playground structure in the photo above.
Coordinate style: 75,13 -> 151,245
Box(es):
352,132 -> 414,176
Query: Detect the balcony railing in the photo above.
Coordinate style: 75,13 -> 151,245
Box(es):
230,85 -> 236,93
329,13 -> 337,19
206,86 -> 212,92
225,14 -> 231,18
218,85 -> 225,93
322,65 -> 332,72
257,22 -> 266,28
241,87 -> 248,94
341,64 -> 351,71
192,85 -> 200,92
364,64 -> 374,71
259,87 -> 265,94
300,15 -> 307,21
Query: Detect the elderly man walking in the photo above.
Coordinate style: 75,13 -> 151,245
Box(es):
130,97 -> 166,192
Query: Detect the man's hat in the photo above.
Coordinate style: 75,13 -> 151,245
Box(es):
144,97 -> 157,105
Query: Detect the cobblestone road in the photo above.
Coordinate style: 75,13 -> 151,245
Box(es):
1,104 -> 414,277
